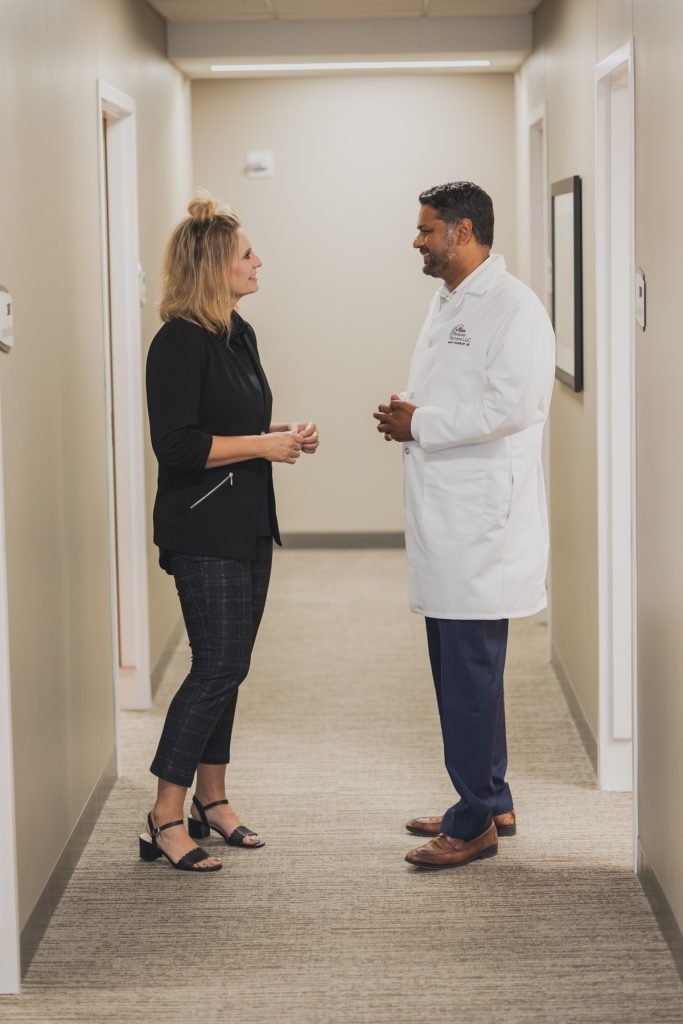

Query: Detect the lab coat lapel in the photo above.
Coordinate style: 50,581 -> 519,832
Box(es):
408,291 -> 468,394
408,255 -> 506,393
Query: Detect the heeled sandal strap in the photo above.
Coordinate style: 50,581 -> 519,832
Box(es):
203,798 -> 230,811
192,794 -> 230,822
147,812 -> 184,837
176,846 -> 214,870
227,824 -> 263,847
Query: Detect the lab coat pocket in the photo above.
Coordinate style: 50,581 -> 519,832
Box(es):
423,459 -> 511,539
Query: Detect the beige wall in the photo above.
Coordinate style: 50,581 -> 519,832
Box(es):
95,1 -> 194,674
516,0 -> 603,741
518,0 -> 683,934
0,0 -> 190,929
192,73 -> 517,534
632,0 -> 683,935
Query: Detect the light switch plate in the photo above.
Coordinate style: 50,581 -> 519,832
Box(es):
0,286 -> 13,354
137,263 -> 147,308
635,269 -> 646,330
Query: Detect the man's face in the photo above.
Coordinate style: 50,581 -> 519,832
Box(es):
413,204 -> 456,280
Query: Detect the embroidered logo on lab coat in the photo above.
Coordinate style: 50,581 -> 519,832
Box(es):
449,324 -> 471,346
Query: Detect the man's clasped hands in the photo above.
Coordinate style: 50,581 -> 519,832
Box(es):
374,396 -> 418,444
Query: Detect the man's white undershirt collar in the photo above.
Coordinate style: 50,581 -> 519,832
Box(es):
437,253 -> 505,309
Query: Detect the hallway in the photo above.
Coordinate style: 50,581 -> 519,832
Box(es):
1,550 -> 681,1023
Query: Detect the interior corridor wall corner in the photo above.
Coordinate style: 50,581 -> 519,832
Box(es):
0,0 -> 192,965
515,0 -> 637,757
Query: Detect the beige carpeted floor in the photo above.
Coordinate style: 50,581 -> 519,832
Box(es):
2,550 -> 683,1023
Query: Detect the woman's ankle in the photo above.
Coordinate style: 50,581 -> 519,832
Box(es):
194,791 -> 228,808
195,763 -> 229,807
151,799 -> 185,825
153,779 -> 188,826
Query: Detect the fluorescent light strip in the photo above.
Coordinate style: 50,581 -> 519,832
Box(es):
210,59 -> 491,72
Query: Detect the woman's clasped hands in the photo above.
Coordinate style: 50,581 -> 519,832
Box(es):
262,422 -> 320,464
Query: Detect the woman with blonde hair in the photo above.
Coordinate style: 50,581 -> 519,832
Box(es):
140,194 -> 319,873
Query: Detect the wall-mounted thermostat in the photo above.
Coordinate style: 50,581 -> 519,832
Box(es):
0,285 -> 13,354
245,151 -> 274,178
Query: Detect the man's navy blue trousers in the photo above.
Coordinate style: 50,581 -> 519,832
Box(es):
425,617 -> 513,841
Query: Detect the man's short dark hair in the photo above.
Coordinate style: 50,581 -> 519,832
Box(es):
418,181 -> 494,248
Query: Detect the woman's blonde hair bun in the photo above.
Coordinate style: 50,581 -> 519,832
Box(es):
187,192 -> 231,224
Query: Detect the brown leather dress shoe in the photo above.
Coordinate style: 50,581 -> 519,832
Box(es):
405,810 -> 517,838
405,815 -> 442,837
493,810 -> 517,836
405,822 -> 498,869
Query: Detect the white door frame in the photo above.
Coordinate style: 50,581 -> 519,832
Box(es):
528,103 -> 551,310
594,41 -> 637,822
0,366 -> 21,992
528,103 -> 552,644
97,81 -> 151,730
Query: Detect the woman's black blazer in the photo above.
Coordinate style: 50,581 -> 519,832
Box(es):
146,313 -> 281,568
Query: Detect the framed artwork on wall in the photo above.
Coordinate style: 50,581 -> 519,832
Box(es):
551,175 -> 583,392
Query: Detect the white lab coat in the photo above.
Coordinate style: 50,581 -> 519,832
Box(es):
401,254 -> 555,620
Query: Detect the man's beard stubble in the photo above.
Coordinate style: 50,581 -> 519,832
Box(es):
421,252 -> 447,278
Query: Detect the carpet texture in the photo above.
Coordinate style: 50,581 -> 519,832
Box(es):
2,550 -> 682,1023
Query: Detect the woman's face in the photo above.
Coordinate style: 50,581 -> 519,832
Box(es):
229,230 -> 263,301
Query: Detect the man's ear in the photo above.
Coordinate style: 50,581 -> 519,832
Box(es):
457,218 -> 474,244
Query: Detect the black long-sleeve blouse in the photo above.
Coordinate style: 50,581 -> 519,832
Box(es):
146,312 -> 280,569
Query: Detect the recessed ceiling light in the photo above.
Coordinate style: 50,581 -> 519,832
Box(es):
210,59 -> 492,73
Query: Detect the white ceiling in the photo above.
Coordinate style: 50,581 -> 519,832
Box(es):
148,0 -> 541,22
158,1 -> 537,77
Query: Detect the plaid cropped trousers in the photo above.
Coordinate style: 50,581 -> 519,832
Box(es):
150,537 -> 272,788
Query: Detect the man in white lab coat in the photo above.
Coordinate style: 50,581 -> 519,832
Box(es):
375,182 -> 554,869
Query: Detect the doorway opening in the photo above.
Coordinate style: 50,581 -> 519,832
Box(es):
594,43 -> 636,833
97,82 -> 151,731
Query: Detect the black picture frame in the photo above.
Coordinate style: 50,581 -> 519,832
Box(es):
551,175 -> 583,393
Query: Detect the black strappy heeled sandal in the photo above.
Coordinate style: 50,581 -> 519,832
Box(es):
188,795 -> 265,849
139,812 -> 222,871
